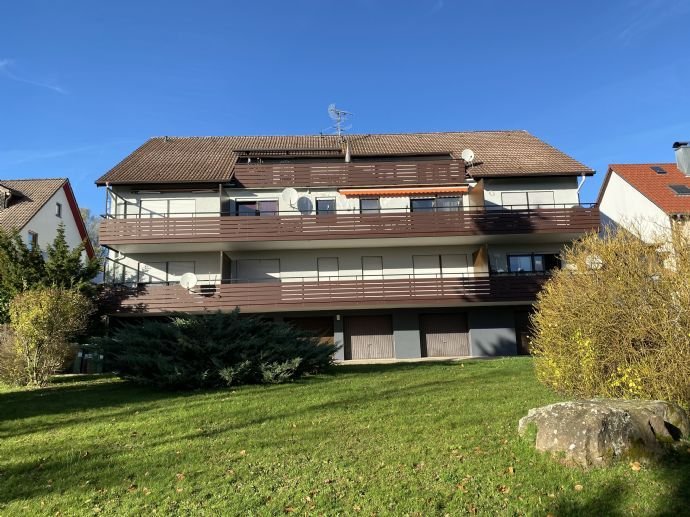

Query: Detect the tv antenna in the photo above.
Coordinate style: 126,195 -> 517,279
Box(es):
327,104 -> 352,137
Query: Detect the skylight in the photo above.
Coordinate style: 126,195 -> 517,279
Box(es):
669,184 -> 690,196
651,166 -> 667,174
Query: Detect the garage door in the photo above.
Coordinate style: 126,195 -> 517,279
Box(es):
344,315 -> 394,360
420,313 -> 469,357
284,316 -> 335,346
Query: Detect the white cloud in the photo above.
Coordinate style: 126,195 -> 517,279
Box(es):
0,58 -> 67,94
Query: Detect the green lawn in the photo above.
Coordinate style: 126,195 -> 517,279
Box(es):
1,358 -> 688,516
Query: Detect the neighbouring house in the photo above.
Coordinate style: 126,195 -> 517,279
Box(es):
598,142 -> 690,242
97,130 -> 598,359
0,178 -> 94,258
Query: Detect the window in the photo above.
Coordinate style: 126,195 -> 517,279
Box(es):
55,202 -> 62,217
27,231 -> 38,250
501,191 -> 555,209
411,198 -> 435,213
436,196 -> 462,211
669,184 -> 690,196
316,198 -> 336,214
507,253 -> 561,273
411,197 -> 461,212
360,198 -> 380,214
501,192 -> 528,209
236,200 -> 279,216
140,198 -> 196,218
528,191 -> 556,208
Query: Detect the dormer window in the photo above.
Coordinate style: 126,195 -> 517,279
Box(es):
56,202 -> 62,217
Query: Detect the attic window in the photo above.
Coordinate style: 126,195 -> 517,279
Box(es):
56,202 -> 62,217
669,184 -> 690,196
651,166 -> 667,174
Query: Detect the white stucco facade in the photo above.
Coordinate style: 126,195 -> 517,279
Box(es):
21,186 -> 86,253
599,171 -> 672,242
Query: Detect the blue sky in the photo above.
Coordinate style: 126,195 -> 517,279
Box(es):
1,0 -> 689,214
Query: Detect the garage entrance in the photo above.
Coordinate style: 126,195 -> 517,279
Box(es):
420,313 -> 470,357
344,315 -> 394,360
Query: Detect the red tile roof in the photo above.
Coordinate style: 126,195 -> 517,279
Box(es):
604,163 -> 690,215
95,130 -> 594,185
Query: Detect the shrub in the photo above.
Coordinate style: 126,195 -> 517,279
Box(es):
101,310 -> 340,389
3,288 -> 93,387
531,224 -> 690,407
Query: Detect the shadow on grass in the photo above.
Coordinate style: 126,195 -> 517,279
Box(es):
0,359 -> 496,424
550,450 -> 690,516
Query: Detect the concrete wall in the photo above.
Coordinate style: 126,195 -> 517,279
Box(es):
392,310 -> 422,359
599,171 -> 671,243
227,245 -> 478,281
22,186 -> 85,254
468,308 -> 518,356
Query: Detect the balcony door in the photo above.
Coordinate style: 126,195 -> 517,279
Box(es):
236,200 -> 278,216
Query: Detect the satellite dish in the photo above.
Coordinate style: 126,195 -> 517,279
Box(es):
280,187 -> 299,207
296,196 -> 314,214
179,272 -> 198,289
461,149 -> 475,163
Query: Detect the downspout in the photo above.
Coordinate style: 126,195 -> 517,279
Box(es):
576,173 -> 587,204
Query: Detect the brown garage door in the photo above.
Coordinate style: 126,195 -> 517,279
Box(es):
284,316 -> 335,346
420,313 -> 469,357
344,315 -> 394,360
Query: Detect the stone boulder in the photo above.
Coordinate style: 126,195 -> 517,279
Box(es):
518,399 -> 689,468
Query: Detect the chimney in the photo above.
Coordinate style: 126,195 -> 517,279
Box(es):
673,141 -> 690,176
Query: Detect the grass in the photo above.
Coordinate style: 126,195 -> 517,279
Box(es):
0,358 -> 688,516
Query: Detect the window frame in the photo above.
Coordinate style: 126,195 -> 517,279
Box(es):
359,198 -> 381,214
410,196 -> 462,212
55,202 -> 62,218
316,198 -> 336,215
235,199 -> 279,216
27,231 -> 38,250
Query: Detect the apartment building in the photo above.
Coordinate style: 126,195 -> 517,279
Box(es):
97,131 -> 599,360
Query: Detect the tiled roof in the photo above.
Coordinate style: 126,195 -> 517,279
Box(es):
95,130 -> 594,185
0,178 -> 67,232
605,163 -> 690,215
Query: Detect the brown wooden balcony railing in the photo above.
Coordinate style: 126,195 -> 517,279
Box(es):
231,159 -> 467,188
99,205 -> 600,246
102,274 -> 547,315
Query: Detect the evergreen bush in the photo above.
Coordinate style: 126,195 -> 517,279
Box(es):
101,310 -> 339,389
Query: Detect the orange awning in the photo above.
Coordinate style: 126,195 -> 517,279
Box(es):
339,186 -> 469,197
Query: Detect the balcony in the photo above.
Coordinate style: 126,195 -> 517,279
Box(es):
99,205 -> 600,251
102,274 -> 548,315
231,159 -> 466,188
